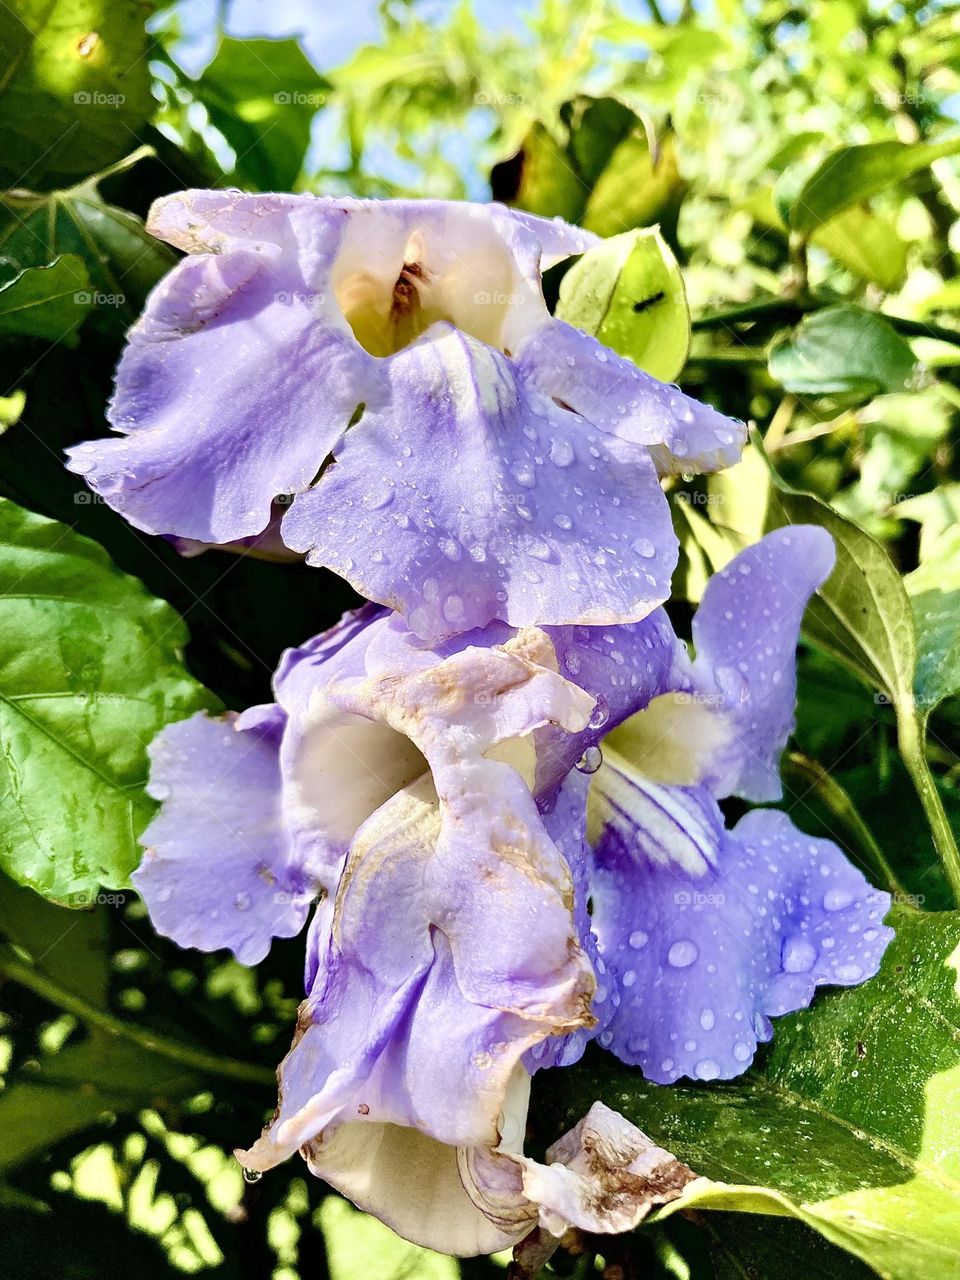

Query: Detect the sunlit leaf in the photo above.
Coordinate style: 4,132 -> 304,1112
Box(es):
535,907 -> 960,1280
556,227 -> 690,380
0,0 -> 154,190
193,37 -> 330,190
0,499 -> 217,902
905,526 -> 960,716
768,305 -> 919,400
788,136 -> 960,235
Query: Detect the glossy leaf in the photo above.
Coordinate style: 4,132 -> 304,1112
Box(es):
0,499 -> 216,903
905,526 -> 960,715
768,306 -> 919,400
0,255 -> 91,343
0,158 -> 177,336
193,37 -> 329,190
0,1 -> 154,190
788,136 -> 960,235
557,226 -> 690,381
535,907 -> 960,1280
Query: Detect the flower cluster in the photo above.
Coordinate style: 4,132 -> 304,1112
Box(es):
72,194 -> 893,1256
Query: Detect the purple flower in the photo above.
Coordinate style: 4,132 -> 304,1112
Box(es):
132,530 -> 893,1253
66,193 -> 744,642
583,527 -> 895,1083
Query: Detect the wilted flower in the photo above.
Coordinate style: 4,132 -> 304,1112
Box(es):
66,193 -> 744,641
135,602 -> 677,1250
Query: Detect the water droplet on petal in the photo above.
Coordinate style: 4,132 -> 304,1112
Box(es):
242,1167 -> 262,1184
781,936 -> 816,973
576,745 -> 603,775
823,888 -> 853,912
668,939 -> 698,968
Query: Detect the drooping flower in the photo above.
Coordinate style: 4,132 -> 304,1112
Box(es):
132,529 -> 894,1253
584,526 -> 895,1083
66,193 -> 745,642
134,602 -> 680,1250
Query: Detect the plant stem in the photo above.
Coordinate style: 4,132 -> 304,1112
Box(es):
693,298 -> 960,347
0,950 -> 276,1087
784,752 -> 907,899
898,711 -> 960,906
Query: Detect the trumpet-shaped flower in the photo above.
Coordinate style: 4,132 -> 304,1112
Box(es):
66,193 -> 744,641
132,530 -> 893,1253
585,527 -> 894,1082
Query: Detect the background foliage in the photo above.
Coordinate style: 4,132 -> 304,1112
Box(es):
1,1 -> 960,1277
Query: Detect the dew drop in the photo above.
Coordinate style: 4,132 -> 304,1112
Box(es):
668,939 -> 698,968
781,936 -> 816,973
628,930 -> 648,949
823,888 -> 853,912
576,745 -> 603,774
242,1168 -> 262,1184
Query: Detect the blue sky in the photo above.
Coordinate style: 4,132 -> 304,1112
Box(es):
170,0 -> 544,76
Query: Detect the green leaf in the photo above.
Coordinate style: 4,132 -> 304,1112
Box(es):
814,207 -> 908,293
0,390 -> 26,431
0,498 -> 217,903
768,305 -> 919,400
582,131 -> 687,240
697,1212 -> 880,1280
556,227 -> 690,381
894,485 -> 960,562
0,154 -> 177,337
758,441 -> 960,902
0,1036 -> 200,1170
193,37 -> 329,190
0,870 -> 108,1002
905,526 -> 960,715
788,136 -> 960,235
0,254 -> 91,343
0,1 -> 155,190
492,97 -> 686,240
535,907 -> 960,1280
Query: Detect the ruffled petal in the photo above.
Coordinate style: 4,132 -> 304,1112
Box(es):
237,628 -> 597,1172
515,319 -> 746,476
66,196 -> 380,543
689,525 -> 835,801
133,709 -> 315,965
591,800 -> 893,1083
282,326 -> 677,642
602,527 -> 835,803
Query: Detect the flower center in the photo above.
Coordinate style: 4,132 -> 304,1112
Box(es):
333,223 -> 525,357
